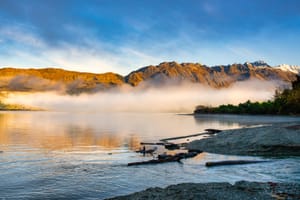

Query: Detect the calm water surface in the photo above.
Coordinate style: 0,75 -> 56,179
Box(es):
0,112 -> 299,199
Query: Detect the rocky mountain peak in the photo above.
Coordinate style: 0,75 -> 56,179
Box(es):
277,64 -> 300,74
0,61 -> 298,93
249,60 -> 269,67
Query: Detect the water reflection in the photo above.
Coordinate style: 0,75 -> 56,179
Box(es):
0,112 -> 142,151
193,114 -> 300,126
1,112 -> 299,152
0,112 -> 233,152
193,115 -> 239,128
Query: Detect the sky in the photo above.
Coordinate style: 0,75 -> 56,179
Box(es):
0,0 -> 300,75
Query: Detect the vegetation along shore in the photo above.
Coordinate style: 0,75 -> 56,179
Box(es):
194,76 -> 300,115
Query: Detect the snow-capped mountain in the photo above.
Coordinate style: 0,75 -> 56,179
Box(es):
277,64 -> 300,74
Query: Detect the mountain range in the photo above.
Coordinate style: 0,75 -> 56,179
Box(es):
276,64 -> 300,74
0,61 -> 298,94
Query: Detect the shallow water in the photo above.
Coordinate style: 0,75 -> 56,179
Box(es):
0,112 -> 299,199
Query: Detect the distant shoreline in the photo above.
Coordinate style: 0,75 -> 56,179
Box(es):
192,112 -> 300,117
0,109 -> 43,111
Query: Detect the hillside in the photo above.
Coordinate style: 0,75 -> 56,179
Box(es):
0,68 -> 124,94
0,61 -> 298,94
126,61 -> 297,87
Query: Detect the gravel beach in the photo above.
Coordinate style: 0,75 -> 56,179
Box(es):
107,181 -> 300,200
108,123 -> 300,200
188,123 -> 300,156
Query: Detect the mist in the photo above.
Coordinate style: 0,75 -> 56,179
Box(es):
2,79 -> 279,113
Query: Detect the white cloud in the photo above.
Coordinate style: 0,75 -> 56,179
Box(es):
0,24 -> 172,74
0,25 -> 44,48
1,22 -> 290,74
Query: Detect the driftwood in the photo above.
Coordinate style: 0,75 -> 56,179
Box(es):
188,149 -> 203,153
160,132 -> 207,142
141,128 -> 221,151
204,129 -> 222,134
128,157 -> 181,166
131,128 -> 222,167
160,129 -> 222,142
164,143 -> 180,150
140,142 -> 186,150
128,152 -> 200,166
140,142 -> 166,146
136,147 -> 157,155
205,160 -> 269,167
156,152 -> 199,160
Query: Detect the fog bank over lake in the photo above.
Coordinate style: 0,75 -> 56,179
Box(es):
3,79 -> 279,113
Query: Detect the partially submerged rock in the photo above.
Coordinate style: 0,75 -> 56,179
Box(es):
106,181 -> 300,200
188,123 -> 300,156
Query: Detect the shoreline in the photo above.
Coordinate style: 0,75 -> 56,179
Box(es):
192,113 -> 300,117
188,122 -> 300,156
109,123 -> 300,199
0,108 -> 45,112
0,109 -> 43,111
107,181 -> 300,200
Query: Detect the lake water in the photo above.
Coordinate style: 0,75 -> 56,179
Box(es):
0,111 -> 299,199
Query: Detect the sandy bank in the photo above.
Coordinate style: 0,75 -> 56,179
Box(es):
187,123 -> 300,156
107,181 -> 300,200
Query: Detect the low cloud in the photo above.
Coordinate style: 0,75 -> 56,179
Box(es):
2,79 -> 279,113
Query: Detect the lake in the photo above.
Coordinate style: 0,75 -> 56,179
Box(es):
0,111 -> 299,199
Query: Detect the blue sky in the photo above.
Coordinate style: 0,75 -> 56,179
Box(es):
0,0 -> 300,74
